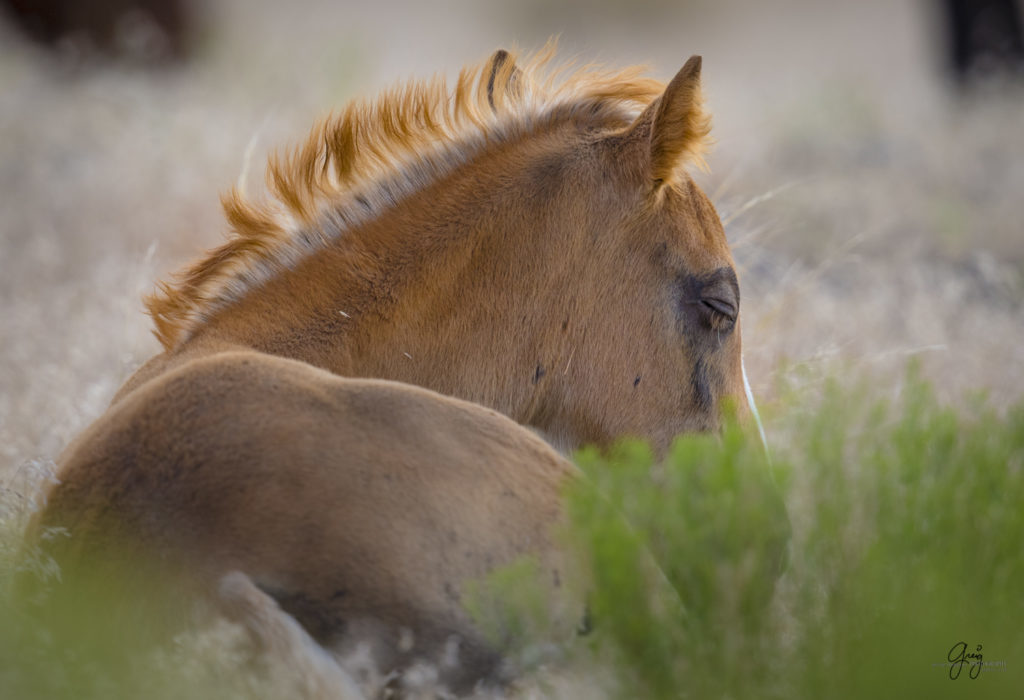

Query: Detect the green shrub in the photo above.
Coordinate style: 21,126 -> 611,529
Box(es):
562,370 -> 1024,698
4,371 -> 1021,698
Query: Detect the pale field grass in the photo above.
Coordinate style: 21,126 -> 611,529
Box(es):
1,0 -> 1022,696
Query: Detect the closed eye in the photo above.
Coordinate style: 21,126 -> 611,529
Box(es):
675,266 -> 740,336
701,296 -> 736,323
695,268 -> 739,332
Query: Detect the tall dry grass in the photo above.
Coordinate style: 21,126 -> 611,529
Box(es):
1,0 -> 1022,696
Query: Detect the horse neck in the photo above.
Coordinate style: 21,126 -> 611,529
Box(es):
185,142 -> 582,424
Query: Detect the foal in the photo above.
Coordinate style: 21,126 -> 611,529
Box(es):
23,48 -> 759,692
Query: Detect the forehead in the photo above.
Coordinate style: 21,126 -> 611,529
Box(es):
654,176 -> 733,267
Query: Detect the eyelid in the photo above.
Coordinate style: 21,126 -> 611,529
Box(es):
676,266 -> 740,332
701,296 -> 736,321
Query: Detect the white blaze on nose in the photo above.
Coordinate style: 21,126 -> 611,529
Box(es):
742,353 -> 769,457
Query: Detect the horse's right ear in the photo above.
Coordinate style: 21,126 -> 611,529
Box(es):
485,48 -> 522,111
629,56 -> 712,188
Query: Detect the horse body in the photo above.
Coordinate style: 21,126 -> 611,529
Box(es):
35,351 -> 574,688
24,48 -> 753,691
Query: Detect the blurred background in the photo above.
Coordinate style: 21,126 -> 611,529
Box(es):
1,0 -> 1022,476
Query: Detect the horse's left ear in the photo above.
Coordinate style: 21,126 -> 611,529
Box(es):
632,55 -> 712,187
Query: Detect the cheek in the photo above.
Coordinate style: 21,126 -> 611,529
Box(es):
678,330 -> 746,421
721,329 -> 747,405
689,355 -> 715,412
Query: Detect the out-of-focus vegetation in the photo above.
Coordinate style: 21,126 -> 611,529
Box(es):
2,369 -> 1022,698
552,367 -> 1023,699
2,1 -> 1023,696
0,464 -> 257,699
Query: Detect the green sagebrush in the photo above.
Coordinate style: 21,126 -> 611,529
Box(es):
551,370 -> 1023,699
3,371 -> 1022,698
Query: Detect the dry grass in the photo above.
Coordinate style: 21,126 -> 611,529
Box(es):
2,0 -> 1021,478
724,82 -> 1024,413
1,0 -> 1022,696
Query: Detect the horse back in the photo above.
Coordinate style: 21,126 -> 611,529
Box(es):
26,350 -> 579,685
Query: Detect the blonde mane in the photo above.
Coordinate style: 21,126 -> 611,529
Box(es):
146,46 -> 708,350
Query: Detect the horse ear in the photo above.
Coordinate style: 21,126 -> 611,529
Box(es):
634,55 -> 712,187
485,48 -> 522,112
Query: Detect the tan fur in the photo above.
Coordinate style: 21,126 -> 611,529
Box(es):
29,352 -> 577,691
25,49 -> 744,693
646,55 -> 713,184
123,50 -> 737,452
144,45 -> 710,351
